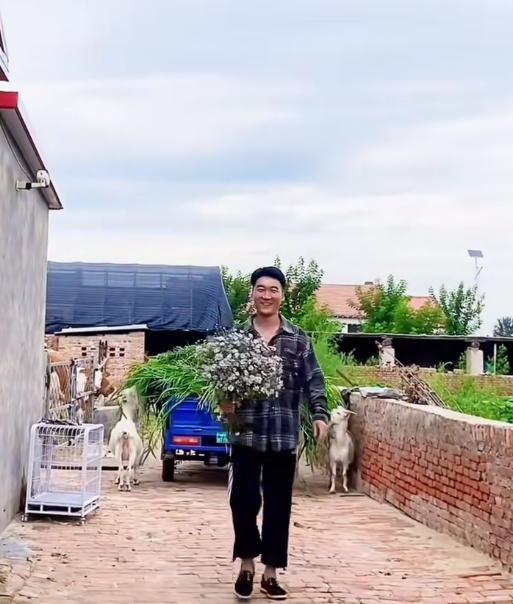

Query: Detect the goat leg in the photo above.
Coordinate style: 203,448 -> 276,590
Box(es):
127,445 -> 137,489
119,468 -> 130,492
342,464 -> 349,493
132,457 -> 140,486
118,466 -> 127,491
329,461 -> 337,494
115,466 -> 121,486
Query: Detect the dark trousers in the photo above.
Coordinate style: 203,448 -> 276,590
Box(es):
229,445 -> 296,569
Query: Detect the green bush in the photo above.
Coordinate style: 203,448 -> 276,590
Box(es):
495,344 -> 511,376
429,374 -> 513,424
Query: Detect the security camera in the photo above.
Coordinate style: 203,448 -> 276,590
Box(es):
16,169 -> 51,191
36,170 -> 51,187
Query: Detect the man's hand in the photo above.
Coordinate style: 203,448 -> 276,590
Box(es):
313,419 -> 329,443
219,400 -> 236,417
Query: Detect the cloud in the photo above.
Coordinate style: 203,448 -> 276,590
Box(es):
3,0 -> 513,335
348,105 -> 513,189
20,76 -> 306,167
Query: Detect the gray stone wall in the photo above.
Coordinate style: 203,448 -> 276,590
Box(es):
0,120 -> 49,532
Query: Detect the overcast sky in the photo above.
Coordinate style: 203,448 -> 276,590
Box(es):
2,1 -> 513,333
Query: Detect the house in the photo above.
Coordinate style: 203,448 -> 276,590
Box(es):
317,283 -> 434,333
45,262 -> 233,387
0,16 -> 62,533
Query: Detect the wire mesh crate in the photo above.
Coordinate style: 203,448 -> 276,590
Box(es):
24,422 -> 104,523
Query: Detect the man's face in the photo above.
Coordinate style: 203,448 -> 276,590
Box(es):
251,276 -> 284,317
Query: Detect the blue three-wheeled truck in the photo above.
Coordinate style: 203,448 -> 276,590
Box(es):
161,397 -> 230,481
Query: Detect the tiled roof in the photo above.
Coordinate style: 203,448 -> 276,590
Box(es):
317,284 -> 435,319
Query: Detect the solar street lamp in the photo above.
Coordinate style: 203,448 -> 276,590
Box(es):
467,249 -> 483,286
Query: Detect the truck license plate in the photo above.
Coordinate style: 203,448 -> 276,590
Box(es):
216,432 -> 228,444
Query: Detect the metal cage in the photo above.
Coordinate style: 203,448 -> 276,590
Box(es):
24,422 -> 104,523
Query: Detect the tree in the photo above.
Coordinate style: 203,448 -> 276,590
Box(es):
486,344 -> 511,375
353,276 -> 436,334
495,344 -> 511,375
221,267 -> 251,325
409,303 -> 446,335
293,295 -> 340,337
352,275 -> 445,335
354,276 -> 409,333
494,317 -> 513,337
495,345 -> 511,375
278,256 -> 323,322
432,283 -> 484,336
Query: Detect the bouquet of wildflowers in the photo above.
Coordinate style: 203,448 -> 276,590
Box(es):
197,330 -> 283,409
125,330 -> 284,443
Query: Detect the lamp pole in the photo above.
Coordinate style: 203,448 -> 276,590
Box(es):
467,249 -> 484,287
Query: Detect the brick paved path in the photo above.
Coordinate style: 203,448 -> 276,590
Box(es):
1,461 -> 513,604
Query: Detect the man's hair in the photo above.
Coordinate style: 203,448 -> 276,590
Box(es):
250,266 -> 286,289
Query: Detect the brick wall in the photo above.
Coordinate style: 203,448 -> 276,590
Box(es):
345,365 -> 513,396
49,331 -> 146,387
350,394 -> 513,569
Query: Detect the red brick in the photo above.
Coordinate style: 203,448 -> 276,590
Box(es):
351,395 -> 513,569
3,462 -> 513,604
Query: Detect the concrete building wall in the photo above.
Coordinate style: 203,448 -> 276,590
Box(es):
0,120 -> 49,532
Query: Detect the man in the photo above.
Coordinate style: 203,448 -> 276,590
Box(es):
227,266 -> 329,601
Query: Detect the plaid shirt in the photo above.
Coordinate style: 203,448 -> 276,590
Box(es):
230,317 -> 329,453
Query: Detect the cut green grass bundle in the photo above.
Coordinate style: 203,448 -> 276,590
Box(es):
298,336 -> 347,469
125,346 -> 212,406
125,346 -> 217,460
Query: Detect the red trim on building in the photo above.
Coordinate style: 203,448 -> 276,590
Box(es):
0,90 -> 17,109
0,87 -> 62,210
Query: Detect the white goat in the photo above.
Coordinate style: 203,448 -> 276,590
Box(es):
327,406 -> 355,494
71,366 -> 88,425
74,366 -> 88,397
76,405 -> 85,425
93,360 -> 105,391
48,370 -> 65,406
108,387 -> 143,492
